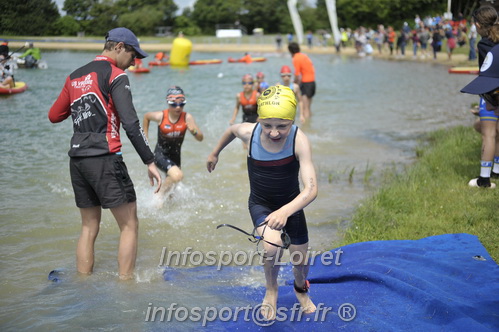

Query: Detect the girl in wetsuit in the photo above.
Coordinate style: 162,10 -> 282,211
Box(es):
207,85 -> 318,320
229,74 -> 260,125
143,86 -> 203,203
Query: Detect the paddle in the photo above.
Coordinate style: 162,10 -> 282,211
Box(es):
3,44 -> 26,62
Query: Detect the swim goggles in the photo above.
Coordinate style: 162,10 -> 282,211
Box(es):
167,100 -> 187,107
480,90 -> 499,107
217,221 -> 291,256
242,81 -> 254,85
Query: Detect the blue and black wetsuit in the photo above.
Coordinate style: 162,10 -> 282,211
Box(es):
247,123 -> 308,245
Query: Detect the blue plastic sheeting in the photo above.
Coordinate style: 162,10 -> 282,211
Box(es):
161,233 -> 498,331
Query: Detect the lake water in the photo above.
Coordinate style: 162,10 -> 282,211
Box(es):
0,50 -> 476,330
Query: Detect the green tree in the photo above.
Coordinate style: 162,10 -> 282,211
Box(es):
84,0 -> 118,36
191,0 -> 244,35
63,0 -> 98,20
334,0 -> 447,29
0,0 -> 60,35
239,0 -> 291,34
50,16 -> 81,36
118,6 -> 164,35
175,8 -> 202,36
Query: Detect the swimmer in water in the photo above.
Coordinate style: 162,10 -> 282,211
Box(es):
277,65 -> 303,123
230,74 -> 260,125
207,85 -> 318,320
143,86 -> 204,203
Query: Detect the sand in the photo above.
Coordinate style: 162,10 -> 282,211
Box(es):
7,40 -> 475,68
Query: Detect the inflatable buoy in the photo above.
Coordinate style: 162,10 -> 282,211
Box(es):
170,37 -> 192,67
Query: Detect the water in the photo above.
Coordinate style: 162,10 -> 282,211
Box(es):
0,50 -> 475,330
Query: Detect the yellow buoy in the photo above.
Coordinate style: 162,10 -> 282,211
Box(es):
169,37 -> 192,67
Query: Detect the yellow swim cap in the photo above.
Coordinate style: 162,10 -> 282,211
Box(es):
257,85 -> 297,121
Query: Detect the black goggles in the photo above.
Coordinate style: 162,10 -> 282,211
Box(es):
167,100 -> 187,107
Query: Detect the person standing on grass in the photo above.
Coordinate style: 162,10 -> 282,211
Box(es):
463,6 -> 499,188
288,42 -> 316,124
461,45 -> 499,188
48,27 -> 162,280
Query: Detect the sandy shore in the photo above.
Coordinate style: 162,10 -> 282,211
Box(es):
7,40 -> 476,68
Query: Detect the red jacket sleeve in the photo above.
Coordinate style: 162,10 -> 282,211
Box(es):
48,77 -> 71,123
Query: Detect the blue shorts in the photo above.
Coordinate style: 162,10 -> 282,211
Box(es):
249,203 -> 309,245
479,98 -> 499,122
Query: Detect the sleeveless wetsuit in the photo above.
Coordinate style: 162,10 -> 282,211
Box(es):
154,109 -> 187,171
239,90 -> 258,123
247,123 -> 308,245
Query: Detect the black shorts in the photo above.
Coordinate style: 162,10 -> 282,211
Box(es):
300,81 -> 316,98
154,150 -> 180,172
70,154 -> 136,209
249,203 -> 309,245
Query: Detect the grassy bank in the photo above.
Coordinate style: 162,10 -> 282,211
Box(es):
339,126 -> 499,263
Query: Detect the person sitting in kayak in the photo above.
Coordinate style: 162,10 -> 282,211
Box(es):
0,62 -> 14,89
19,43 -> 42,68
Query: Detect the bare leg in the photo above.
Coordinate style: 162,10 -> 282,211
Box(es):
156,166 -> 183,207
481,120 -> 497,161
289,243 -> 316,313
256,227 -> 283,320
110,202 -> 139,280
77,206 -> 101,275
301,95 -> 312,123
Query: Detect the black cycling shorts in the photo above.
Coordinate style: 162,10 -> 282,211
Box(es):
70,154 -> 136,209
300,81 -> 316,98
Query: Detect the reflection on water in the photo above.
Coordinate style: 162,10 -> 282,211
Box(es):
0,50 -> 476,329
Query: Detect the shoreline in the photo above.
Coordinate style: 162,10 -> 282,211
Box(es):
7,39 -> 476,68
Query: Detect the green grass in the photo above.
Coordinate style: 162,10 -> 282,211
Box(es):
339,126 -> 499,263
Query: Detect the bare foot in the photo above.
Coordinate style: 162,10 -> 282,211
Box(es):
260,290 -> 278,320
294,281 -> 316,314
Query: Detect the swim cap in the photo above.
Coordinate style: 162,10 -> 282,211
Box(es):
259,82 -> 269,90
280,65 -> 292,74
242,74 -> 253,81
257,85 -> 297,121
166,86 -> 184,98
256,71 -> 264,78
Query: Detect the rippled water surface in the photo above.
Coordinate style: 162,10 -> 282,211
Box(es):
0,49 -> 476,330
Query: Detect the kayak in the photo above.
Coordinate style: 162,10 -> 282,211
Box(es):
0,81 -> 28,95
228,57 -> 266,63
128,66 -> 150,73
448,66 -> 479,75
189,59 -> 222,65
149,61 -> 170,67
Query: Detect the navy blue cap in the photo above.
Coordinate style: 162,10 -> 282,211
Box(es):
106,27 -> 148,59
461,44 -> 499,94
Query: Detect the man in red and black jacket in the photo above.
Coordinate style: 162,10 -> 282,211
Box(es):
49,27 -> 161,280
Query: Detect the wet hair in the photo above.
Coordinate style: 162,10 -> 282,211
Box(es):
473,5 -> 498,35
288,42 -> 300,54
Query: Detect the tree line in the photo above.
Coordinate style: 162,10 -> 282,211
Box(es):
0,0 -> 481,37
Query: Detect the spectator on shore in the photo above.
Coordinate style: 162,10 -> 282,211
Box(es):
431,26 -> 443,59
469,18 -> 478,61
462,5 -> 499,188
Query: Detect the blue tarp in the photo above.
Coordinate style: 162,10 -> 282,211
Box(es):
162,233 -> 499,331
